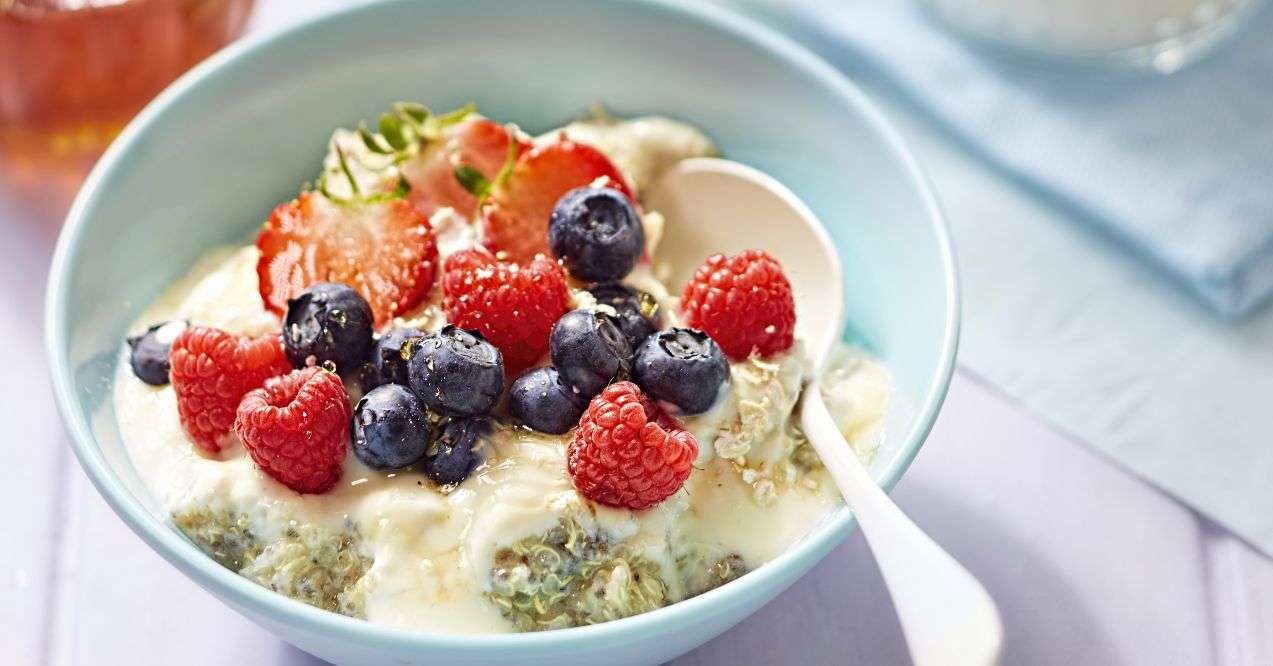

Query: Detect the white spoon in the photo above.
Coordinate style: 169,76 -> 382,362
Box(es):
647,158 -> 1003,666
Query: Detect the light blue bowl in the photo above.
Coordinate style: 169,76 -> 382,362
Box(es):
44,1 -> 958,664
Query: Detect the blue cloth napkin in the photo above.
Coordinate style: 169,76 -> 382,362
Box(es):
728,0 -> 1273,317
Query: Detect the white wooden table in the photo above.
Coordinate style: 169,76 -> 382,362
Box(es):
4,3 -> 1272,664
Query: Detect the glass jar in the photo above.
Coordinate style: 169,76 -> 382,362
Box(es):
920,0 -> 1265,73
0,0 -> 254,213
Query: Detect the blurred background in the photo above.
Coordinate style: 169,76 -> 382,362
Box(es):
4,0 -> 1272,664
1,0 -> 253,217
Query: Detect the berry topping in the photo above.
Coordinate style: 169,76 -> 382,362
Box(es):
632,328 -> 729,415
481,137 -> 635,264
441,247 -> 570,375
351,384 -> 431,470
256,191 -> 438,327
282,283 -> 374,372
567,382 -> 698,510
508,366 -> 589,435
401,117 -> 531,218
548,187 -> 644,282
549,309 -> 632,398
235,367 -> 351,494
126,320 -> 187,386
367,326 -> 426,389
587,283 -> 661,348
409,324 -> 504,417
423,416 -> 488,485
169,326 -> 292,453
680,250 -> 796,361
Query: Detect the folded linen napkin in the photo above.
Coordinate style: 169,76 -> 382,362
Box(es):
726,0 -> 1273,318
712,0 -> 1273,555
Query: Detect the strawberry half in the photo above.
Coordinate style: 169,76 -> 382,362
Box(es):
256,192 -> 438,327
481,136 -> 635,264
400,117 -> 531,219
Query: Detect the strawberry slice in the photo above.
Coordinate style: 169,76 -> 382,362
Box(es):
400,117 -> 531,219
256,192 -> 438,327
480,136 -> 635,264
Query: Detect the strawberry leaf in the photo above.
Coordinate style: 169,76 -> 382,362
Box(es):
333,143 -> 361,196
454,123 -> 521,216
357,122 -> 392,154
379,113 -> 408,151
454,165 -> 490,197
394,101 -> 429,126
424,102 -> 476,140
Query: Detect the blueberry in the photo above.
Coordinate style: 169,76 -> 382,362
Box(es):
369,327 -> 426,388
508,366 -> 589,434
548,187 -> 644,282
549,309 -> 632,398
351,384 -> 432,470
588,283 -> 661,348
351,362 -> 384,397
409,325 -> 504,416
283,283 -> 374,372
126,320 -> 187,385
632,328 -> 729,415
423,417 -> 488,485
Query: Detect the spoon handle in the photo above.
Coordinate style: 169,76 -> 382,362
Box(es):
800,387 -> 1003,666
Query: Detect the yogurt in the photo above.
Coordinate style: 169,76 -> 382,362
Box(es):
113,114 -> 893,634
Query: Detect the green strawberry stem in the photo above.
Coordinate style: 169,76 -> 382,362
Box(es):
453,122 -> 522,218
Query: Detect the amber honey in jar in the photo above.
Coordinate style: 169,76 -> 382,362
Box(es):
0,0 -> 254,211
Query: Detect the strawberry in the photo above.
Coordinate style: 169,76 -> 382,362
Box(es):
441,247 -> 570,375
169,326 -> 292,453
256,192 -> 438,327
399,117 -> 531,219
481,136 -> 635,264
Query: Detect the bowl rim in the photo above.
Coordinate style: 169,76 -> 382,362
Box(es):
44,0 -> 960,653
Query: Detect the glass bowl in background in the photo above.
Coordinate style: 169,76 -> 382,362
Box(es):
920,0 -> 1266,73
0,0 -> 254,215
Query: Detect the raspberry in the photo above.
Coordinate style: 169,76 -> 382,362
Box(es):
169,326 -> 292,453
234,367 -> 351,494
567,382 -> 698,510
441,247 -> 570,375
680,250 -> 796,361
